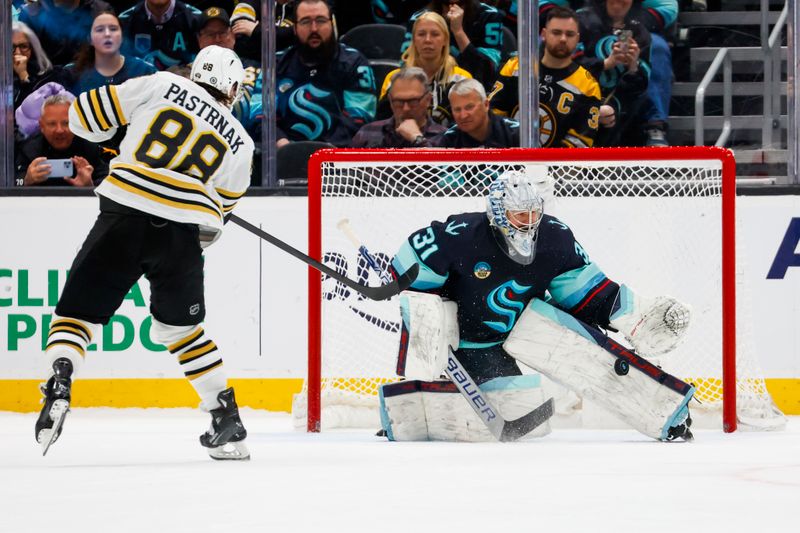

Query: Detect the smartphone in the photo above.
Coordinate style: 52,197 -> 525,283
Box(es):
43,158 -> 74,178
616,29 -> 633,43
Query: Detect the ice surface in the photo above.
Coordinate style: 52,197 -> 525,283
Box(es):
1,409 -> 798,533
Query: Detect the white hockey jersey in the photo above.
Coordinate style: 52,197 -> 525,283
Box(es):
69,71 -> 254,235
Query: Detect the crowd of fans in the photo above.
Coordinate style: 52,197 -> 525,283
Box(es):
8,0 -> 695,187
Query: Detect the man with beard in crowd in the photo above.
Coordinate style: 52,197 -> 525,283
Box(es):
259,0 -> 376,148
489,6 -> 605,148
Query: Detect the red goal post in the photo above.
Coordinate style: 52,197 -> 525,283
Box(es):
304,146 -> 783,434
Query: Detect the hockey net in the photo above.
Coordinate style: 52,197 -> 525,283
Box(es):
297,147 -> 786,433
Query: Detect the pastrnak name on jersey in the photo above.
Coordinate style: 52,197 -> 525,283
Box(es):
163,82 -> 246,154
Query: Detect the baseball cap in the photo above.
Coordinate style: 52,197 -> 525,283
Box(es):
199,7 -> 231,29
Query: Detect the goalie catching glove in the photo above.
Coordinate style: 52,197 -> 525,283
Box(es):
608,285 -> 691,357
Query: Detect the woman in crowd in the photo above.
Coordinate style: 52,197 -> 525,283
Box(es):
65,11 -> 156,96
378,11 -> 473,126
12,21 -> 67,109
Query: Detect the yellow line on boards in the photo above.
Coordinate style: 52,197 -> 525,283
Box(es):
1,378 -> 798,415
0,378 -> 303,412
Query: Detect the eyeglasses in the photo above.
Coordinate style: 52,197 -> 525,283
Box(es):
200,29 -> 232,39
12,43 -> 31,52
390,95 -> 428,108
547,29 -> 579,39
296,16 -> 332,28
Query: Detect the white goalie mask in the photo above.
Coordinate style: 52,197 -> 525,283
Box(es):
190,45 -> 245,108
486,171 -> 545,265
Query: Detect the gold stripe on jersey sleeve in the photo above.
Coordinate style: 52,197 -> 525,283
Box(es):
72,100 -> 90,131
215,187 -> 247,201
105,175 -> 223,220
90,89 -> 110,131
499,56 -> 519,77
108,85 -> 127,126
564,67 -> 602,100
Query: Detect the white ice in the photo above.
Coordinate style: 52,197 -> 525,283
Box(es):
1,409 -> 798,533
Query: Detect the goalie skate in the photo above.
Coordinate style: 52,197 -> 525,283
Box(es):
35,358 -> 73,456
200,388 -> 250,461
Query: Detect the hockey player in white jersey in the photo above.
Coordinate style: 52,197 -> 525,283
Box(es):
35,46 -> 255,460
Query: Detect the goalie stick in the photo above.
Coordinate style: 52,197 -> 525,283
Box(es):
228,214 -> 418,302
337,218 -> 555,442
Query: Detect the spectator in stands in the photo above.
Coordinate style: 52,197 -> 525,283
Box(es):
65,11 -> 157,95
265,0 -> 376,147
403,1 -> 506,91
190,6 -> 262,132
490,6 -> 604,148
119,0 -> 201,70
576,0 -> 651,147
432,77 -> 518,147
378,11 -> 473,127
371,0 -> 428,24
575,0 -> 676,146
229,0 -> 297,61
351,67 -> 446,148
15,94 -> 109,187
19,0 -> 113,67
483,0 -> 517,34
15,82 -> 72,140
12,21 -> 69,109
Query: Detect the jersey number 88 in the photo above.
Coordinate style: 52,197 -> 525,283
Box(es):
134,108 -> 227,183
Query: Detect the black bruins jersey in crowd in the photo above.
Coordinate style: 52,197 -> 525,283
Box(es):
119,1 -> 201,70
275,43 -> 376,147
489,56 -> 602,148
391,212 -> 621,347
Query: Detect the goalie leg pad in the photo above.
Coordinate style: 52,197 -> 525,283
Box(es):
396,291 -> 459,380
379,376 -> 551,442
503,299 -> 694,441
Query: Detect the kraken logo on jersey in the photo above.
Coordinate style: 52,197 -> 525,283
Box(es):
473,262 -> 492,280
287,83 -> 334,140
484,280 -> 532,333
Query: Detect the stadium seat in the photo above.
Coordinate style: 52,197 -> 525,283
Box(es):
276,141 -> 335,186
501,26 -> 517,62
340,23 -> 407,61
369,59 -> 402,97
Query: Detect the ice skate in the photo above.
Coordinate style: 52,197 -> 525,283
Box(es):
200,387 -> 250,460
35,358 -> 73,456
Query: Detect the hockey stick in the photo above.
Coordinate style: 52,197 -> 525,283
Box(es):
228,214 -> 418,302
446,347 -> 554,442
337,219 -> 555,442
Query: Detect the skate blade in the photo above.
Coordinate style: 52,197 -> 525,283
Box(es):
38,399 -> 70,456
207,440 -> 250,461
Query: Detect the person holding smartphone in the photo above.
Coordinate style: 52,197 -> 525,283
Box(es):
14,94 -> 108,187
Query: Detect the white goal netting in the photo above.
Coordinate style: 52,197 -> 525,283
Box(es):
298,148 -> 786,433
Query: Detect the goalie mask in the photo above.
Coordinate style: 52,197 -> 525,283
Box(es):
190,45 -> 245,108
486,171 -> 544,265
